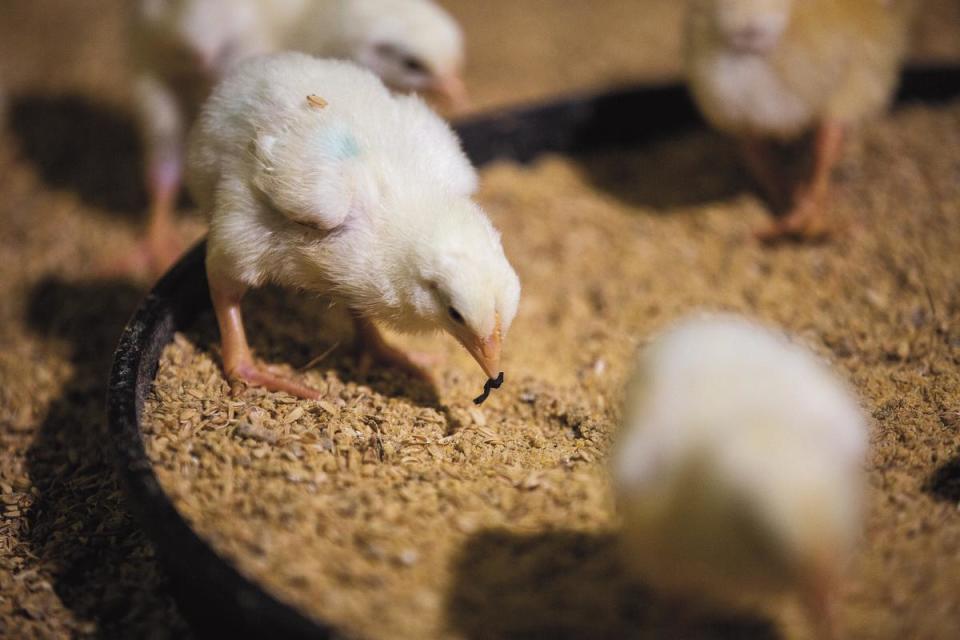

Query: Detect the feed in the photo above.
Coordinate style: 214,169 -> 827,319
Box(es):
143,99 -> 960,639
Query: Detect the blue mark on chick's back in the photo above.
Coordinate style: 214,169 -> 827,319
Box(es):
318,123 -> 361,161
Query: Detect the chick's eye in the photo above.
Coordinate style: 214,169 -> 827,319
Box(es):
403,56 -> 427,74
375,42 -> 400,58
448,306 -> 465,324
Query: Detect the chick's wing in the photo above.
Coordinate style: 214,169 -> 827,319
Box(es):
252,117 -> 364,231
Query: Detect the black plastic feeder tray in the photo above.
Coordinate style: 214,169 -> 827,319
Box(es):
107,67 -> 960,639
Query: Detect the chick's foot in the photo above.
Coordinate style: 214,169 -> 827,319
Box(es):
107,228 -> 185,280
357,344 -> 439,384
211,275 -> 323,400
228,361 -> 323,400
143,214 -> 186,276
755,197 -> 831,243
353,317 -> 437,383
101,204 -> 185,281
757,121 -> 843,243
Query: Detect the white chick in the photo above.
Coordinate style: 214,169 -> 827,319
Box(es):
187,53 -> 519,399
128,0 -> 466,276
614,315 -> 866,638
685,0 -> 915,240
288,0 -> 467,104
128,0 -> 291,275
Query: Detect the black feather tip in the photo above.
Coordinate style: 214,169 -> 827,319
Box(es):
473,371 -> 505,405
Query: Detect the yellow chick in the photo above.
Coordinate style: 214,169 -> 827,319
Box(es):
685,0 -> 916,240
614,315 -> 867,638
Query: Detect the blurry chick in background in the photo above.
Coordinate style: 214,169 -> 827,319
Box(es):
614,315 -> 866,639
128,0 -> 466,276
685,0 -> 916,240
285,0 -> 467,102
187,53 -> 519,398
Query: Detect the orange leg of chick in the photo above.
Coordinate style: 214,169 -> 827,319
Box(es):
740,137 -> 789,209
352,316 -> 437,383
757,121 -> 844,242
801,568 -> 840,640
142,158 -> 187,276
209,274 -> 322,400
105,158 -> 186,279
145,179 -> 186,274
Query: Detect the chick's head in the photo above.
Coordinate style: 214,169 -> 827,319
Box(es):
138,0 -> 262,74
345,0 -> 466,106
398,197 -> 520,378
702,0 -> 794,54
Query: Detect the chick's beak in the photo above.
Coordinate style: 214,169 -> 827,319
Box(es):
454,313 -> 502,379
431,73 -> 469,111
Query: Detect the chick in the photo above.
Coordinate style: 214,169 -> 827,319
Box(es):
613,315 -> 866,637
288,0 -> 467,106
186,53 -> 519,399
128,0 -> 274,275
685,0 -> 915,240
128,0 -> 466,275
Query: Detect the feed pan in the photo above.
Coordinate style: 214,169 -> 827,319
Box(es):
107,67 -> 960,638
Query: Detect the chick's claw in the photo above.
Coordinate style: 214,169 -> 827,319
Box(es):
144,222 -> 187,275
353,317 -> 437,384
356,343 -> 436,384
228,361 -> 323,400
211,280 -> 322,400
755,201 -> 831,243
99,229 -> 185,281
111,161 -> 187,280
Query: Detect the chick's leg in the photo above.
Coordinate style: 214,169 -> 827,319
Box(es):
758,121 -> 845,242
209,274 -> 322,399
352,316 -> 437,383
739,137 -> 788,208
117,74 -> 187,278
144,149 -> 186,274
801,569 -> 839,640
